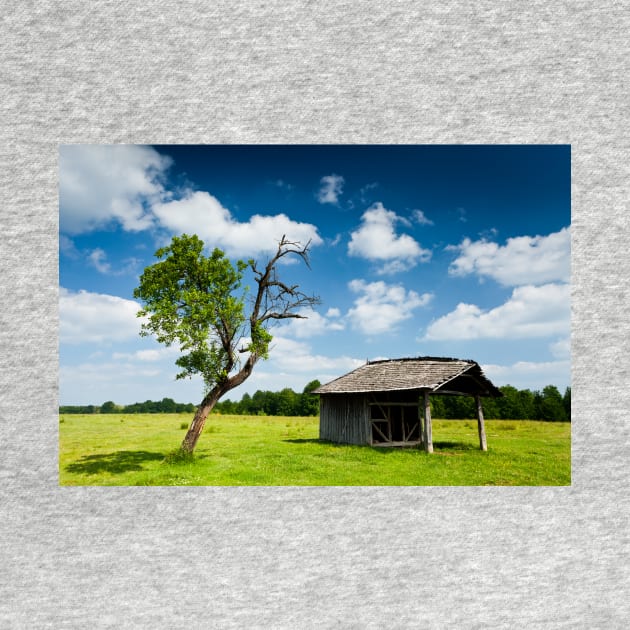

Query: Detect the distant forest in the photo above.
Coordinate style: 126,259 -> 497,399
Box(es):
60,381 -> 571,422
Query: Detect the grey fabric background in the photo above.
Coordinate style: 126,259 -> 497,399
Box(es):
1,1 -> 628,627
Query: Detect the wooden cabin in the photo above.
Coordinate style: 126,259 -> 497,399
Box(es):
313,357 -> 502,452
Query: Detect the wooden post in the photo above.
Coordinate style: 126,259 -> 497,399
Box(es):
476,395 -> 488,451
424,391 -> 433,453
417,401 -> 424,448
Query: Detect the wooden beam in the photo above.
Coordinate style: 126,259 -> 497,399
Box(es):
406,422 -> 418,441
476,395 -> 488,451
424,391 -> 433,453
368,402 -> 420,407
371,422 -> 389,443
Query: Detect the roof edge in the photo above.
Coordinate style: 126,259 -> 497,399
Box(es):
367,356 -> 475,366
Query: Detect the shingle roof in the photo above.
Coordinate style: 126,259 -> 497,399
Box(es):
313,357 -> 501,397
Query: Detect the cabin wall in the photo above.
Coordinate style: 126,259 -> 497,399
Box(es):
319,394 -> 369,445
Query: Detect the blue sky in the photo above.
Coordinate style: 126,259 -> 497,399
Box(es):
59,145 -> 571,405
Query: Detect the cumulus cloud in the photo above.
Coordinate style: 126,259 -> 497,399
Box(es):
423,283 -> 570,340
317,174 -> 344,204
112,347 -> 180,362
59,145 -> 172,234
448,227 -> 570,286
347,279 -> 433,335
59,145 -> 323,260
348,203 -> 431,274
60,288 -> 142,344
481,359 -> 571,391
59,360 -> 200,406
152,190 -> 322,258
275,307 -> 345,339
268,336 -> 363,373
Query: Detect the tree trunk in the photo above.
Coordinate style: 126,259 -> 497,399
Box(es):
180,387 -> 224,454
180,355 -> 259,454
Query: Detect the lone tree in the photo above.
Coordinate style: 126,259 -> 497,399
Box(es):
134,233 -> 319,454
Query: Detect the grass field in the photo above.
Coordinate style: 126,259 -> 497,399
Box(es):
59,413 -> 571,486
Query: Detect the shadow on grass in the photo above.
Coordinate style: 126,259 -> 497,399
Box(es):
65,450 -> 165,475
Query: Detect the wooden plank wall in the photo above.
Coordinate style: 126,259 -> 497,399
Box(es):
319,394 -> 369,445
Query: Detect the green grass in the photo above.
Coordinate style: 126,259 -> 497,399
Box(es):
59,413 -> 571,486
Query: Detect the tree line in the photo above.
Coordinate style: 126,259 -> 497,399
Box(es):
217,383 -> 570,421
60,383 -> 570,421
432,385 -> 571,422
59,398 -> 197,415
58,380 -> 321,417
214,380 -> 321,416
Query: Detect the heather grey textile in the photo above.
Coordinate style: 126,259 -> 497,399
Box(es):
1,2 -> 628,628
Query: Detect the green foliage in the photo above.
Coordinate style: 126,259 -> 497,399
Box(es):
539,385 -> 567,422
214,383 -> 320,417
300,379 -> 321,416
563,386 -> 571,419
134,234 -> 248,388
100,401 -> 119,414
250,321 -> 273,359
59,399 -> 197,414
428,383 -> 570,421
302,379 -> 321,394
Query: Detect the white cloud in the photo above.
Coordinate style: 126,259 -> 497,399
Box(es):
86,248 -> 140,276
347,279 -> 433,335
59,145 -> 172,234
481,360 -> 571,391
549,336 -> 571,359
152,191 -> 322,258
317,174 -> 344,204
268,336 -> 363,373
423,283 -> 570,340
448,227 -> 570,286
348,203 -> 431,274
59,145 -> 323,260
412,209 -> 433,225
88,248 -> 111,274
59,235 -> 79,259
60,288 -> 142,344
112,347 -> 180,362
59,360 -> 205,405
275,308 -> 345,339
